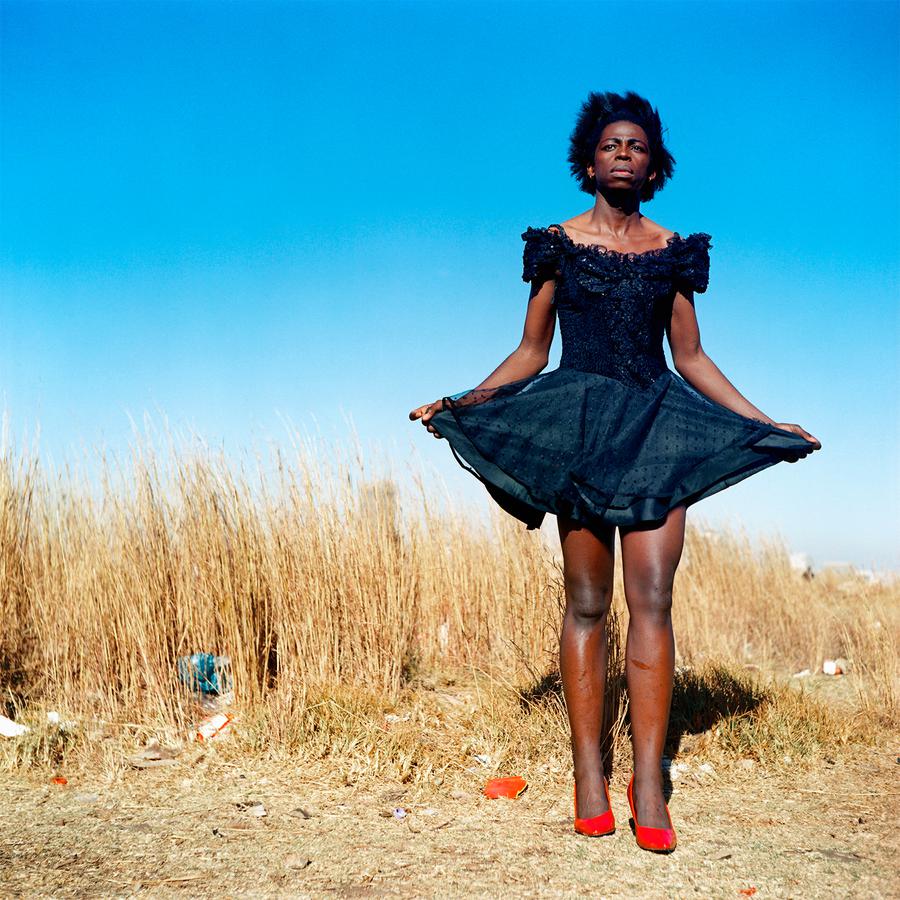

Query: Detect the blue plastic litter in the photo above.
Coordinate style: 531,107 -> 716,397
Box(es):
177,653 -> 232,695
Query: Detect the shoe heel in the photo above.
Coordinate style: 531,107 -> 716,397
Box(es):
627,774 -> 677,852
574,776 -> 615,837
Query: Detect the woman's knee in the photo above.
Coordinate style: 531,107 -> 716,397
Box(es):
563,577 -> 614,623
625,579 -> 674,624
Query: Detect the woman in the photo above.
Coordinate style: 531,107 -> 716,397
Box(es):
408,90 -> 820,853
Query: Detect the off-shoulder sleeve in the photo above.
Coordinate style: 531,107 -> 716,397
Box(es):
673,232 -> 713,295
521,226 -> 565,284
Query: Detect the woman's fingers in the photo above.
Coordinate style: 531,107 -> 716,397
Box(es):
792,423 -> 820,448
775,422 -> 822,451
409,402 -> 435,422
409,401 -> 444,438
801,428 -> 821,449
772,421 -> 819,462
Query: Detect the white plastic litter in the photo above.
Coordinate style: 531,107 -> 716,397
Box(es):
46,711 -> 78,730
823,659 -> 848,676
0,715 -> 30,738
235,800 -> 267,817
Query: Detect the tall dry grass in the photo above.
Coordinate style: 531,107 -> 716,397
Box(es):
1,421 -> 896,777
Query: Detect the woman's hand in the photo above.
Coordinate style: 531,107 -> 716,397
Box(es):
409,400 -> 445,438
772,422 -> 821,462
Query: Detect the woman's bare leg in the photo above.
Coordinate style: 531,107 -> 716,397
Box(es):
619,505 -> 686,829
557,515 -> 616,819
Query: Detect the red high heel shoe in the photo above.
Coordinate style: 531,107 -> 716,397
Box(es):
627,775 -> 677,852
574,776 -> 615,836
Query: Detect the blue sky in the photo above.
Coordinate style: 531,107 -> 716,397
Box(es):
1,0 -> 898,570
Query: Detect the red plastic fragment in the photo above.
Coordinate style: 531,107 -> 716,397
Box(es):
483,776 -> 528,799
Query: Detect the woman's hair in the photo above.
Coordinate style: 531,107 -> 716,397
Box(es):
567,90 -> 676,201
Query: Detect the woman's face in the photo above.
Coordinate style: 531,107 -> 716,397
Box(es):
587,120 -> 656,192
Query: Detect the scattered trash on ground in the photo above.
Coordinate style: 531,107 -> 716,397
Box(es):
46,711 -> 78,730
792,669 -> 812,678
177,653 -> 233,696
391,807 -> 407,819
0,715 -> 30,738
191,712 -> 234,742
472,754 -> 492,766
235,800 -> 267,817
51,776 -> 68,786
823,658 -> 850,676
482,776 -> 527,799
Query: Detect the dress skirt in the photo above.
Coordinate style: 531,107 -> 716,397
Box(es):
429,366 -> 815,531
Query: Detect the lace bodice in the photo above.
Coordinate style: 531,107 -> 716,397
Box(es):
521,224 -> 712,389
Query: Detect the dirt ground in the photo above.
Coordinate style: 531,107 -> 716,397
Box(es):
1,740 -> 896,899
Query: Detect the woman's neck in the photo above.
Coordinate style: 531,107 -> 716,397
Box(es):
584,189 -> 644,237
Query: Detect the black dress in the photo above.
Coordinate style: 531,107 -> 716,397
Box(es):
428,224 -> 817,531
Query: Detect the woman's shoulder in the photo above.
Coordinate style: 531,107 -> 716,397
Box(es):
521,224 -> 568,283
671,231 -> 714,294
521,223 -> 565,239
521,223 -> 570,250
673,230 -> 713,255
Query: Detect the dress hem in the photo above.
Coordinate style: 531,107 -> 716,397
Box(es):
433,382 -> 811,532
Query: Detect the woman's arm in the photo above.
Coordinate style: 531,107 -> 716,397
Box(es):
410,277 -> 557,433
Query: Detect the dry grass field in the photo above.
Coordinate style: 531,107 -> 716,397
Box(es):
1,428 -> 897,897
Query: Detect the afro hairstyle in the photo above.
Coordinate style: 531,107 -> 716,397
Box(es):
567,90 -> 675,201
